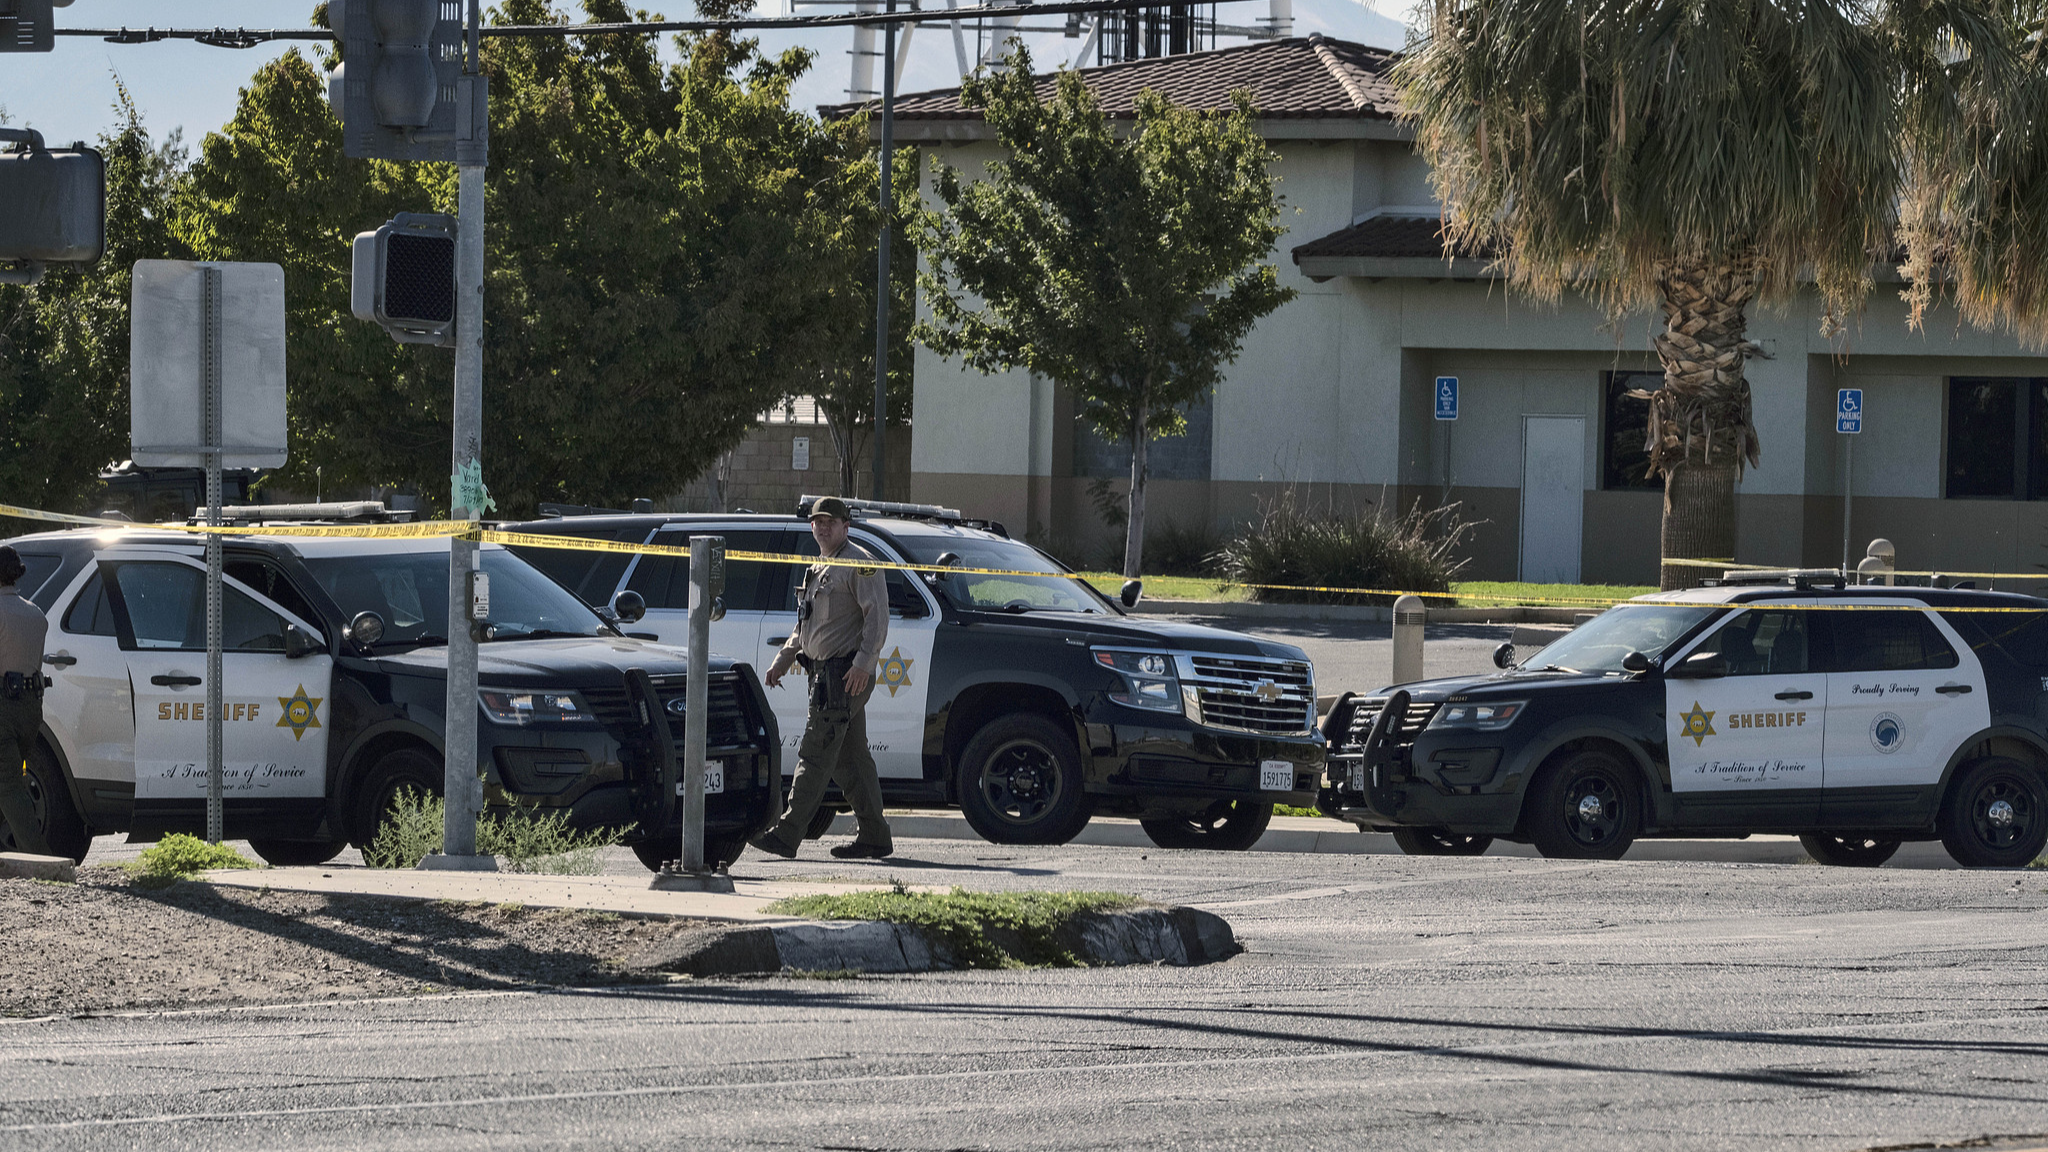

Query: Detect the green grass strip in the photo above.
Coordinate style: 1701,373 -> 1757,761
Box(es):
1079,573 -> 1655,608
765,886 -> 1138,969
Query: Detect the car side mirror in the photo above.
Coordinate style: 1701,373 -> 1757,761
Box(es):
348,611 -> 385,649
282,623 -> 322,660
1668,652 -> 1728,679
611,590 -> 646,624
1120,580 -> 1143,608
1621,650 -> 1652,673
1492,641 -> 1516,670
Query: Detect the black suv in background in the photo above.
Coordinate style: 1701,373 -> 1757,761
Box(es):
3,525 -> 779,869
502,498 -> 1326,850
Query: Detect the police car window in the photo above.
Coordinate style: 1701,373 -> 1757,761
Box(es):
108,563 -> 292,652
1521,603 -> 1715,673
224,560 -> 318,629
781,532 -> 927,618
1948,610 -> 2048,667
517,530 -> 633,605
1826,609 -> 1959,672
11,552 -> 60,601
62,572 -> 116,637
301,548 -> 607,644
1693,610 -> 1812,675
894,537 -> 1107,614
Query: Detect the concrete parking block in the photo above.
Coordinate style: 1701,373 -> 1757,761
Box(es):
0,852 -> 76,882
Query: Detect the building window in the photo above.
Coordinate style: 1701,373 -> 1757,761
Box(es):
1601,371 -> 1662,491
1944,378 -> 2048,499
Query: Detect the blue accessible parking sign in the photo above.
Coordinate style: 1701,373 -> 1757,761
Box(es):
1435,376 -> 1458,421
1837,388 -> 1863,434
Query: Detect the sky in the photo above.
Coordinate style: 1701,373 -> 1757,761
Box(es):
0,0 -> 1408,148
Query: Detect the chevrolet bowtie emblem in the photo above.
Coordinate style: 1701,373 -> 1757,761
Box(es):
1253,680 -> 1284,704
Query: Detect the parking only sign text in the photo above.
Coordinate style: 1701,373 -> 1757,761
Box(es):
1837,388 -> 1863,434
1435,376 -> 1458,421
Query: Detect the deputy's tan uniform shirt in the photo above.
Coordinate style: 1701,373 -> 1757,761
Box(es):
0,585 -> 47,677
771,541 -> 889,676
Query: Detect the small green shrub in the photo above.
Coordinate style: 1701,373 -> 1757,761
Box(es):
1216,490 -> 1472,605
1145,519 -> 1223,577
362,787 -> 627,873
133,834 -> 257,880
766,887 -> 1137,968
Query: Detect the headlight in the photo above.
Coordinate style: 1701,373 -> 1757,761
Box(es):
1426,700 -> 1527,731
1093,649 -> 1182,713
479,689 -> 595,726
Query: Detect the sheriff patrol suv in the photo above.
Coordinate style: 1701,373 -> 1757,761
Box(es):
1323,574 -> 2048,868
0,521 -> 780,869
501,498 -> 1324,850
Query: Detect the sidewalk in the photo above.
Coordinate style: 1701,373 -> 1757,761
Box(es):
828,811 -> 1963,869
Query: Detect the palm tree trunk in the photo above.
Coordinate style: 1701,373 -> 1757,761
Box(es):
1645,258 -> 1762,591
1124,399 -> 1149,581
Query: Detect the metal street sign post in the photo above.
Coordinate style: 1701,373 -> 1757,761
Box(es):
130,260 -> 288,844
1838,388 -> 1862,574
652,536 -> 733,892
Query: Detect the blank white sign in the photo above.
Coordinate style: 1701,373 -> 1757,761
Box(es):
130,260 -> 288,469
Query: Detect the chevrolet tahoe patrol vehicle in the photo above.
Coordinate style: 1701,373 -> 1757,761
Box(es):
502,497 -> 1325,850
1323,572 -> 2048,868
0,523 -> 780,869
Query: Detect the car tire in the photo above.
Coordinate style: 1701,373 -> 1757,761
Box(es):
805,806 -> 841,840
955,713 -> 1094,845
1391,826 -> 1495,856
1798,833 -> 1901,868
632,833 -> 748,872
1525,747 -> 1641,860
1139,800 -> 1273,851
248,838 -> 348,867
1938,757 -> 2048,868
349,747 -> 442,850
2,742 -> 92,864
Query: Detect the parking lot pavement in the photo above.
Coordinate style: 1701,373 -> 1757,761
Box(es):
1150,611 -> 1511,694
13,841 -> 2047,1152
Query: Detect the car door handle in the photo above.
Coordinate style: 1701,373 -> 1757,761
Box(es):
766,636 -> 789,646
149,674 -> 202,687
1774,690 -> 1814,701
1937,683 -> 1973,695
43,653 -> 76,667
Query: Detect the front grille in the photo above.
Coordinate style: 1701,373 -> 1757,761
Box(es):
1340,696 -> 1439,750
583,673 -> 756,749
1181,653 -> 1315,736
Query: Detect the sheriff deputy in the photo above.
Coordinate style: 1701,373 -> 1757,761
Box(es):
0,546 -> 52,856
749,497 -> 894,860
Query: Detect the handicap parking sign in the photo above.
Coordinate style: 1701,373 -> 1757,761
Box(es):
1435,376 -> 1458,421
1837,388 -> 1862,434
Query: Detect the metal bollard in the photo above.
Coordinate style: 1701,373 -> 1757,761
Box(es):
1391,594 -> 1426,686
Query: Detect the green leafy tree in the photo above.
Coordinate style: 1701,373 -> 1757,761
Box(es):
1397,0 -> 2030,589
914,46 -> 1294,579
1,88 -> 189,519
178,0 -> 858,516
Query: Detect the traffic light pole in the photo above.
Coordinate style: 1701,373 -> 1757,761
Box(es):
870,0 -> 895,502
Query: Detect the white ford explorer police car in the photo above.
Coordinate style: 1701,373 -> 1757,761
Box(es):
1323,573 -> 2048,868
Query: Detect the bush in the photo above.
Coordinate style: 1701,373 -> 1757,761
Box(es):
133,834 -> 257,880
1145,519 -> 1223,577
1216,491 -> 1472,605
362,786 -> 627,874
765,886 -> 1137,968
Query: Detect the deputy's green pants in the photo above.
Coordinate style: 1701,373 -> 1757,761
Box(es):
0,694 -> 52,856
760,661 -> 890,853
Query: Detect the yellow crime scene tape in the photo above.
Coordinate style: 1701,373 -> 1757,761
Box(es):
9,501 -> 2048,612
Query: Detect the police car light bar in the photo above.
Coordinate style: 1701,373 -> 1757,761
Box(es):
1705,568 -> 1847,590
798,495 -> 963,521
192,501 -> 418,525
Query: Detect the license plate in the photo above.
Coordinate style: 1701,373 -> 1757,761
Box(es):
1350,764 -> 1368,792
675,762 -> 725,796
1260,760 -> 1295,792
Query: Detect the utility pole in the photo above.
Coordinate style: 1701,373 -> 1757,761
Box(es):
871,0 -> 896,502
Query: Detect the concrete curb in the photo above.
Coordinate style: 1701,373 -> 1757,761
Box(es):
627,905 -> 1238,977
0,852 -> 77,882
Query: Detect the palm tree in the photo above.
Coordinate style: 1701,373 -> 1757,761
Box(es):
1396,0 -> 2027,589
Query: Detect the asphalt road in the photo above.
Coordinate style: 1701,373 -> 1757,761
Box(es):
9,842 -> 2047,1151
1155,613 -> 1513,696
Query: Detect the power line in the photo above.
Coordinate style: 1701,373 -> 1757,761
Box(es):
57,0 -> 1267,47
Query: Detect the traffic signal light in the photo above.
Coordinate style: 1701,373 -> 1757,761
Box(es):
330,0 -> 487,164
352,213 -> 457,346
0,0 -> 68,53
0,128 -> 102,285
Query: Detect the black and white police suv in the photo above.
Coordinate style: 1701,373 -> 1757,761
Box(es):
1,520 -> 780,868
501,497 -> 1325,850
1322,573 -> 2048,868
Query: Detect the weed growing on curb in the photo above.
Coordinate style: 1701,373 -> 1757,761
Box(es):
766,888 -> 1138,969
129,834 -> 258,884
362,787 -> 626,872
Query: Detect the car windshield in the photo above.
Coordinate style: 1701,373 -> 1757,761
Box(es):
1519,603 -> 1719,674
895,536 -> 1110,614
301,548 -> 610,645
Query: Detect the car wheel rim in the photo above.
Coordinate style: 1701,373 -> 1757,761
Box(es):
1971,777 -> 2034,850
1562,773 -> 1622,847
1425,831 -> 1482,851
980,739 -> 1061,825
1177,800 -> 1245,835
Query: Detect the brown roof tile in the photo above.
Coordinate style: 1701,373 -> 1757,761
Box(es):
824,34 -> 1401,122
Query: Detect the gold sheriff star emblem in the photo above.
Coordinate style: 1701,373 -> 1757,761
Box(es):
1679,701 -> 1717,748
877,647 -> 915,698
277,684 -> 324,742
